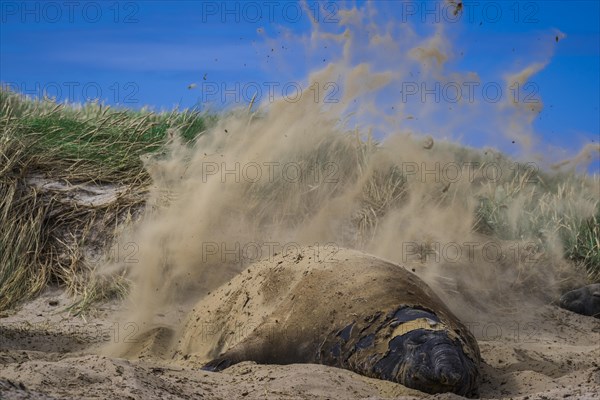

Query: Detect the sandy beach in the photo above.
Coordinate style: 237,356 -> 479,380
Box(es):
1,254 -> 598,400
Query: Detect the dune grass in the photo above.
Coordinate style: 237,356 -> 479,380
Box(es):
473,170 -> 599,282
0,88 -> 598,313
0,89 -> 215,312
1,90 -> 214,183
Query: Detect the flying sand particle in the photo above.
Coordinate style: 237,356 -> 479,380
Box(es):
423,136 -> 434,149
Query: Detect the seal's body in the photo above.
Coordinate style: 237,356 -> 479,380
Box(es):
178,247 -> 480,397
560,284 -> 600,318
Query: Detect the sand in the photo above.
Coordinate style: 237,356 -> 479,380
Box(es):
1,251 -> 599,400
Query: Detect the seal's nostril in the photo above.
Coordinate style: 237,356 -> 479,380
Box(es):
440,370 -> 462,386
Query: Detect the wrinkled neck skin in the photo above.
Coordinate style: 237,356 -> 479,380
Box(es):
318,306 -> 480,397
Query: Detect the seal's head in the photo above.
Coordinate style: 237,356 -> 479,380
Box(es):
559,284 -> 600,318
322,306 -> 480,396
374,308 -> 479,397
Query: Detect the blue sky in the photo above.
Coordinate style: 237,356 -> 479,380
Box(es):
1,1 -> 599,170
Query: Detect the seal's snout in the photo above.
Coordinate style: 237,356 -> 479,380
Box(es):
439,368 -> 462,386
436,358 -> 465,387
432,341 -> 466,383
429,338 -> 470,389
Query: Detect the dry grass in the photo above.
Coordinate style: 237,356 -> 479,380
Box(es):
474,167 -> 600,283
0,89 -> 214,312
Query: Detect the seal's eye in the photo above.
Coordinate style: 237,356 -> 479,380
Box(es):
392,307 -> 441,324
406,331 -> 429,346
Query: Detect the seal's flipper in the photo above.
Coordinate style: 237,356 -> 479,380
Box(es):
201,356 -> 234,372
201,332 -> 272,372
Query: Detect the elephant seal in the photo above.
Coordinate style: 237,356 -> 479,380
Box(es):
177,247 -> 480,397
559,284 -> 600,318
